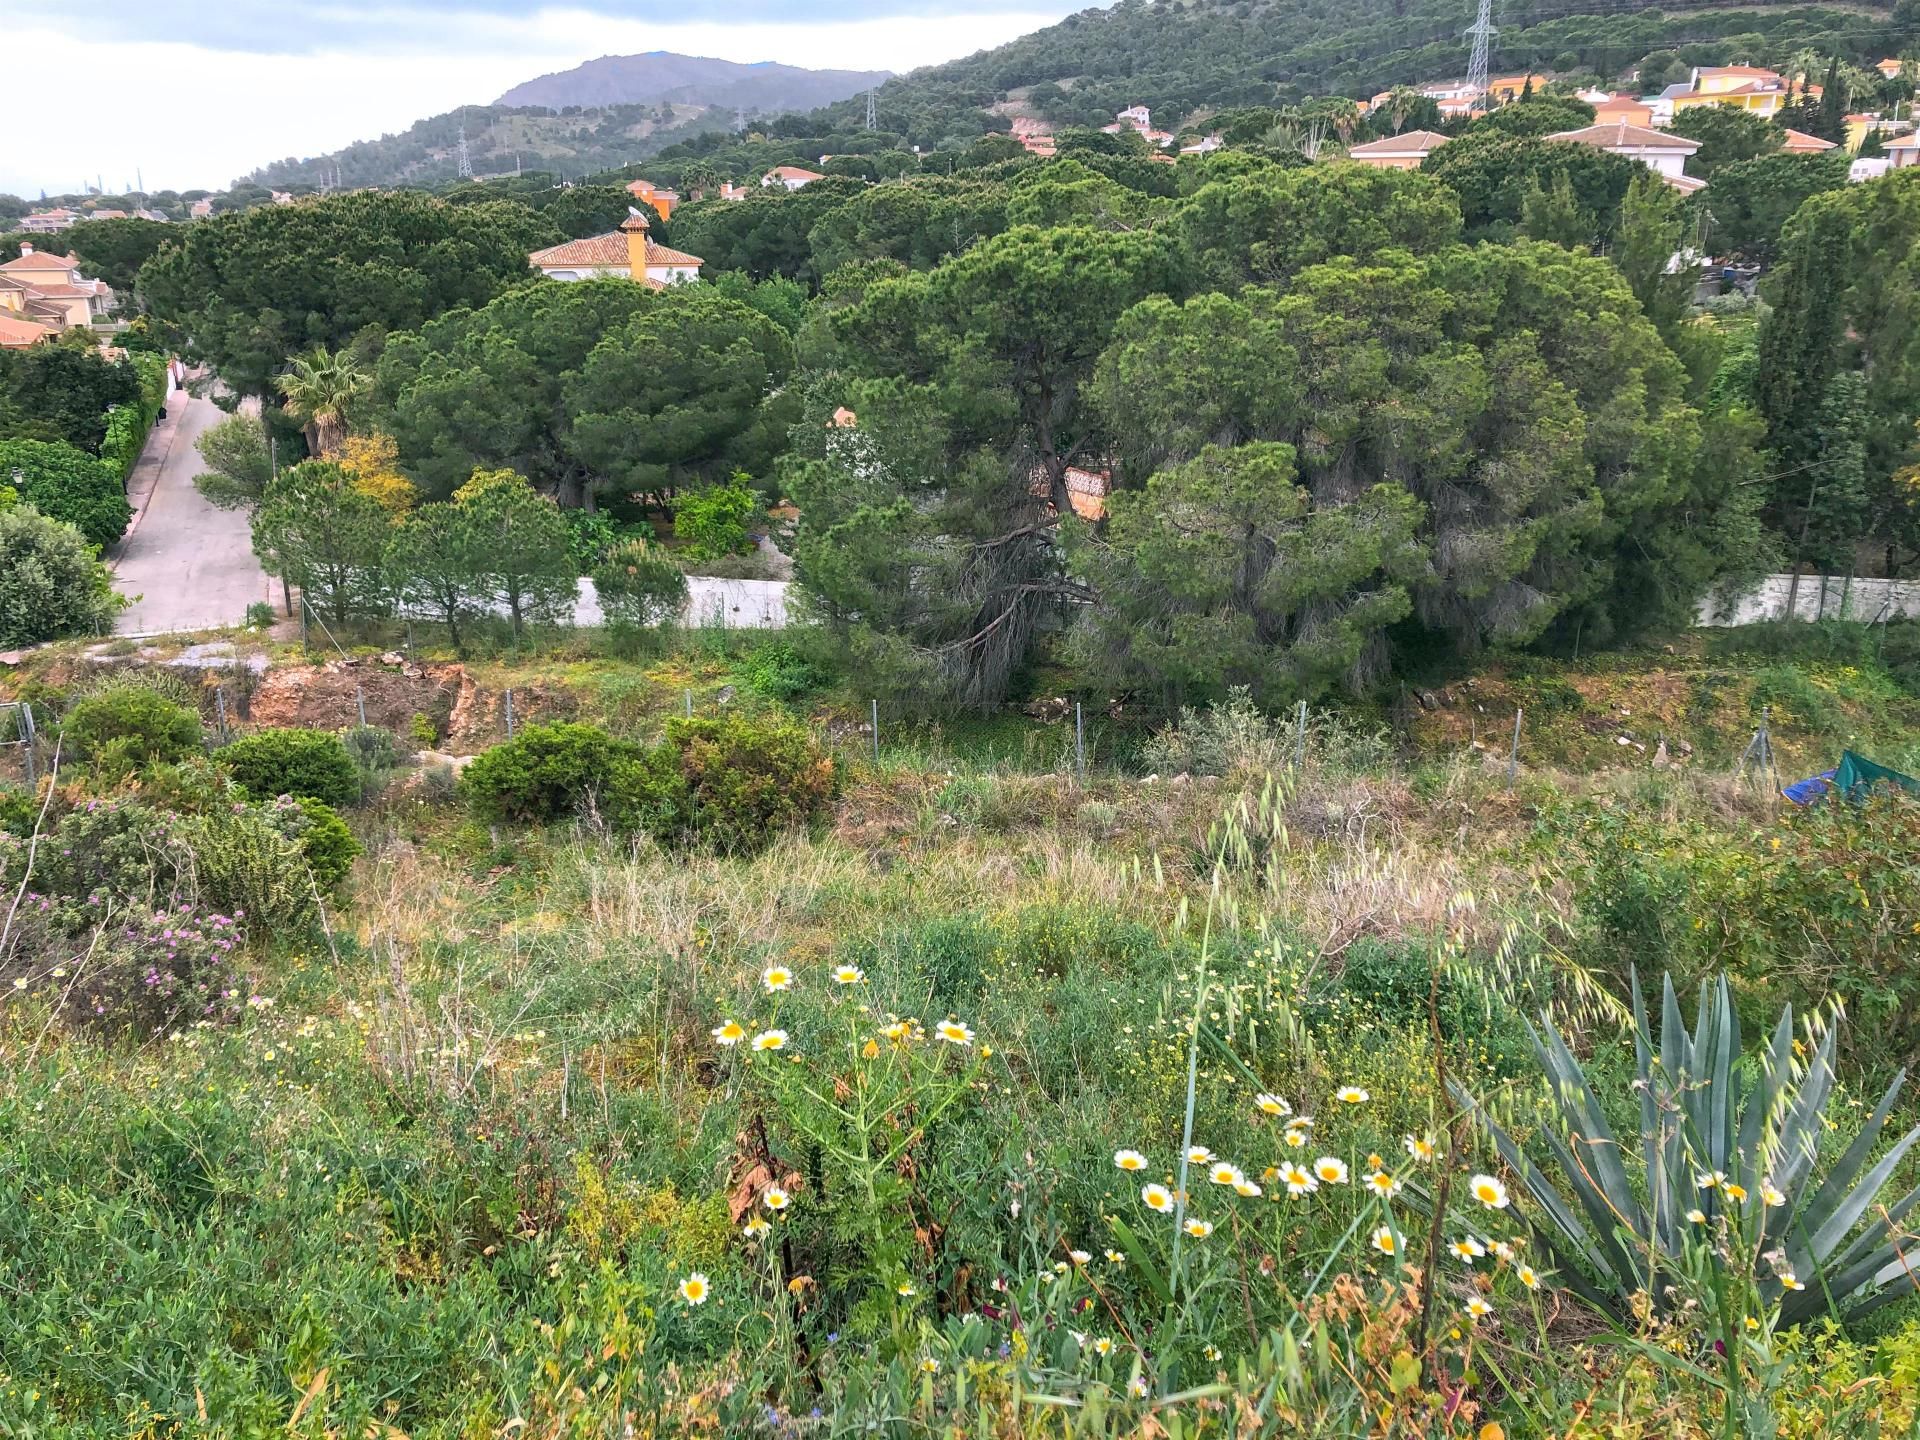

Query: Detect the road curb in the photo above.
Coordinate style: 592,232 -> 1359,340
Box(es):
111,387 -> 189,565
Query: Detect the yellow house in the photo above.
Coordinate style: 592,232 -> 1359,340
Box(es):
625,178 -> 679,221
1845,114 -> 1913,152
1670,65 -> 1791,119
0,246 -> 113,334
1486,73 -> 1551,103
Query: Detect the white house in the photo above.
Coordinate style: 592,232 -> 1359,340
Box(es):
1886,135 -> 1920,170
762,165 -> 825,191
1546,122 -> 1702,191
527,212 -> 702,288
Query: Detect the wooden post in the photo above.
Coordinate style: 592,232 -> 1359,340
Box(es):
1506,708 -> 1523,788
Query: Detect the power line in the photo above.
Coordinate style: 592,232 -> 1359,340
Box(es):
1468,0 -> 1497,102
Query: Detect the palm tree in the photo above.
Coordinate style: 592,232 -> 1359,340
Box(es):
277,346 -> 368,458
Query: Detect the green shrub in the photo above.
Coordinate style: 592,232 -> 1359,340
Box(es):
460,722 -> 657,826
3,901 -> 250,1037
593,538 -> 688,627
660,711 -> 835,854
0,787 -> 37,835
672,475 -> 758,561
0,438 -> 133,550
179,802 -> 322,935
0,504 -> 124,646
340,724 -> 402,801
734,642 -> 829,703
61,686 -> 203,771
410,712 -> 440,749
287,797 -> 361,895
218,728 -> 360,807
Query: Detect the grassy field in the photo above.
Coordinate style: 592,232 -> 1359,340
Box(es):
4,623 -> 1920,1436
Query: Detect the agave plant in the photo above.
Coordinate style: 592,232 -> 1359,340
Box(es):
1452,971 -> 1920,1325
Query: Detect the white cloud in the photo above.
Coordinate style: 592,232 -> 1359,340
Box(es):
0,6 -> 1077,196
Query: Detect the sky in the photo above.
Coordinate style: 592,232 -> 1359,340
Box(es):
0,1 -> 1086,198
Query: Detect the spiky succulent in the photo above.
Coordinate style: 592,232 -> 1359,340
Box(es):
1453,972 -> 1920,1325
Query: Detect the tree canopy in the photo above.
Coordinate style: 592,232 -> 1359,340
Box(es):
139,191 -> 560,397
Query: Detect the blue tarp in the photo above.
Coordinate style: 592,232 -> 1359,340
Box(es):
1782,751 -> 1920,806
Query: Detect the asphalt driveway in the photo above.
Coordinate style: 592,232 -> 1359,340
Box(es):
111,386 -> 276,635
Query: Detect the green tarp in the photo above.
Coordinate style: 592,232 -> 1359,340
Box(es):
1834,749 -> 1920,802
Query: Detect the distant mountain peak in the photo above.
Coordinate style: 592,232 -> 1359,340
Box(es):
493,51 -> 891,113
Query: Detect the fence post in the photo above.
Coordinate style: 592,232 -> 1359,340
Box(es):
870,699 -> 880,766
1506,707 -> 1524,789
505,688 -> 515,739
685,688 -> 693,718
1075,701 -> 1086,785
356,686 -> 367,728
215,687 -> 229,745
19,702 -> 35,789
1294,699 -> 1307,771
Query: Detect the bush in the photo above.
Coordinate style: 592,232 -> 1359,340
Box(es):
461,713 -> 834,852
0,504 -> 123,646
0,439 -> 133,551
0,799 -> 191,922
179,802 -> 323,935
660,711 -> 835,854
218,728 -> 360,807
287,797 -> 361,895
672,475 -> 758,561
460,722 -> 656,826
61,687 -> 203,772
340,724 -> 402,801
3,902 -> 250,1037
593,538 -> 688,628
734,642 -> 830,703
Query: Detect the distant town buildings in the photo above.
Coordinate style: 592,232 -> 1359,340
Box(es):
526,211 -> 703,287
1665,66 -> 1796,121
1102,105 -> 1178,148
18,208 -> 80,233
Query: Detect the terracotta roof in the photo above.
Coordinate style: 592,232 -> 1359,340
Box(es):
1780,128 -> 1837,152
1697,65 -> 1780,78
0,251 -> 79,274
1885,134 -> 1920,149
527,231 -> 704,271
1547,122 -> 1700,151
1347,129 -> 1451,155
764,165 -> 824,181
1665,173 -> 1708,194
0,312 -> 55,347
18,282 -> 95,298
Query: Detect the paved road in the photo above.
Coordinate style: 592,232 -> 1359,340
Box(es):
111,387 -> 275,635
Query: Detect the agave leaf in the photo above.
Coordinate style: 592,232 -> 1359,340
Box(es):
1450,1079 -> 1623,1295
1772,1023 -> 1841,1205
1736,1008 -> 1794,1185
1659,975 -> 1689,1095
1536,1124 -> 1645,1291
1794,1074 -> 1908,1256
1537,1020 -> 1645,1244
1821,1176 -> 1920,1281
1630,972 -> 1678,1256
1805,1120 -> 1920,1264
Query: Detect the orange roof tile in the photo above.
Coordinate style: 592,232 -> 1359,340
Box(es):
0,250 -> 79,274
528,231 -> 704,271
0,312 -> 55,347
1780,127 -> 1837,152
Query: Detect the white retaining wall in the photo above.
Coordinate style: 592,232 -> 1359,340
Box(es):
1697,574 -> 1920,626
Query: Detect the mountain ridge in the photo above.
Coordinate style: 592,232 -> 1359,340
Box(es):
494,51 -> 891,112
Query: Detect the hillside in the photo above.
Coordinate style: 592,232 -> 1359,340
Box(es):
244,54 -> 885,191
796,0 -> 1907,145
496,51 -> 889,112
